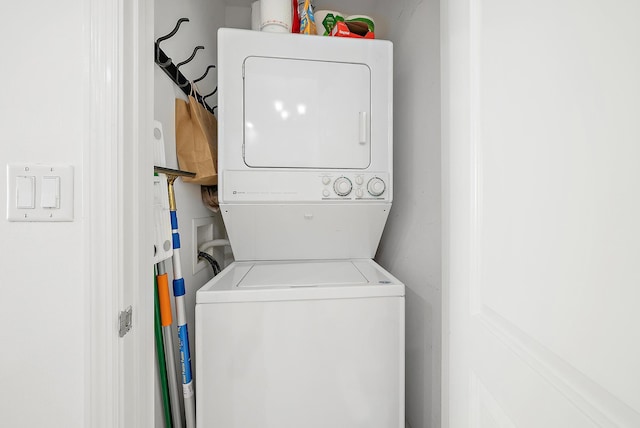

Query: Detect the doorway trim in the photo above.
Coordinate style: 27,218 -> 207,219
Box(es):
86,0 -> 155,426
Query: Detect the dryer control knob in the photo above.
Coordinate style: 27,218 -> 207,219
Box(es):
367,177 -> 386,197
333,177 -> 353,197
322,176 -> 331,185
355,175 -> 364,185
356,188 -> 364,198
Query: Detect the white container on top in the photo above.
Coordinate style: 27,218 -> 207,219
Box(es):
217,28 -> 393,261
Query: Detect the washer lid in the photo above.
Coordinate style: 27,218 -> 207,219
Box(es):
196,259 -> 404,303
238,260 -> 366,288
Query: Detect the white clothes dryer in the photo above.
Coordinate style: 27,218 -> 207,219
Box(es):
195,259 -> 404,428
216,28 -> 394,261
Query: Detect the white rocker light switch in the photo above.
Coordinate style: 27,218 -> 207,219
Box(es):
16,176 -> 35,209
41,176 -> 60,208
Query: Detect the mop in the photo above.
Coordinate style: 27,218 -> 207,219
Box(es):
153,169 -> 181,427
154,269 -> 173,428
155,165 -> 197,428
156,261 -> 182,428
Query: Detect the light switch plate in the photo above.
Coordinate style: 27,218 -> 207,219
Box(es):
7,164 -> 74,222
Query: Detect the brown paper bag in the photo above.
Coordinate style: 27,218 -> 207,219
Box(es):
175,93 -> 218,185
201,185 -> 220,213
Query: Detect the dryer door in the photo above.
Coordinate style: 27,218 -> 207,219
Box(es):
243,56 -> 371,169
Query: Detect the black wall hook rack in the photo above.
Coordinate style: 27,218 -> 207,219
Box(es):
194,65 -> 216,83
175,45 -> 205,87
154,18 -> 217,115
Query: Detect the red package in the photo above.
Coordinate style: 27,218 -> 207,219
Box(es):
291,0 -> 300,33
330,21 -> 375,39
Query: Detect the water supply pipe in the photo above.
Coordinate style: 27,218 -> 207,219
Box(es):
198,239 -> 230,254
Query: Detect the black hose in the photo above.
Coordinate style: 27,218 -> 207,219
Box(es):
198,251 -> 221,276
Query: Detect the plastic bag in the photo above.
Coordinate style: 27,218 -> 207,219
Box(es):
299,0 -> 316,34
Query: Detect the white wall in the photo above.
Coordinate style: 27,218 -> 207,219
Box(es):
0,1 -> 87,426
373,1 -> 442,428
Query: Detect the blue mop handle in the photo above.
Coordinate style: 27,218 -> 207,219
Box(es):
170,209 -> 195,428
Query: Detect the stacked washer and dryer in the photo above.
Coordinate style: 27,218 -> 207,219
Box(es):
195,28 -> 404,427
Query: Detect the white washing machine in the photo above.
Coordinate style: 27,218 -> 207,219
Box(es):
195,259 -> 404,427
196,29 -> 404,427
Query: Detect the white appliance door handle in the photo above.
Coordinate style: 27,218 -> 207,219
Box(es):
359,112 -> 368,145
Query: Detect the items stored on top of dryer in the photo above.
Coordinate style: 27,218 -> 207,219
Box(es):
155,18 -> 217,114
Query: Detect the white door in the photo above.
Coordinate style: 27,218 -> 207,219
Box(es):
244,57 -> 371,169
443,0 -> 640,426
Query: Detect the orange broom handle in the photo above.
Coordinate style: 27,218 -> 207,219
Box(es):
157,272 -> 173,327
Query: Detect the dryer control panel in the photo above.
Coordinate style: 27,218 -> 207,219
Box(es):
223,171 -> 390,202
321,174 -> 387,200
